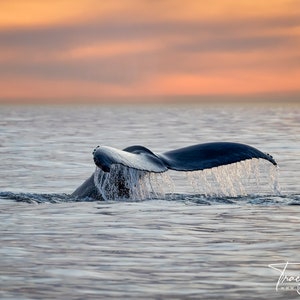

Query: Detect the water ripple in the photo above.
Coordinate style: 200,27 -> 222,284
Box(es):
1,191 -> 299,206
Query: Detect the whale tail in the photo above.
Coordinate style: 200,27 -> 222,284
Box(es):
93,142 -> 277,173
73,142 -> 278,200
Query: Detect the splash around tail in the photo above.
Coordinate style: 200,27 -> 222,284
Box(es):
92,159 -> 279,201
73,142 -> 279,201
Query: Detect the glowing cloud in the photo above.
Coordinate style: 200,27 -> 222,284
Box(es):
0,0 -> 299,103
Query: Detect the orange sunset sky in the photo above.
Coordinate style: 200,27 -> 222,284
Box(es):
0,0 -> 299,104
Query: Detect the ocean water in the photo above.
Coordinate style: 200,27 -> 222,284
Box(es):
0,103 -> 299,299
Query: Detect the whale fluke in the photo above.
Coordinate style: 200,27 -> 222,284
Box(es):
93,142 -> 276,173
73,142 -> 277,200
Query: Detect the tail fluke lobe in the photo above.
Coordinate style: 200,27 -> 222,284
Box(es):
158,142 -> 277,172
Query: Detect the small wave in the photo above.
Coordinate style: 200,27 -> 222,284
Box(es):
0,191 -> 299,205
0,191 -> 93,204
175,193 -> 300,206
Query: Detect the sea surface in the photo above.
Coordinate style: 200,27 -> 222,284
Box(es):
0,103 -> 299,299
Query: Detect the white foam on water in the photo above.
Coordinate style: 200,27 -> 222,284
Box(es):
94,159 -> 280,200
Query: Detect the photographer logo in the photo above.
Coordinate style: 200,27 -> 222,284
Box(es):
269,261 -> 300,296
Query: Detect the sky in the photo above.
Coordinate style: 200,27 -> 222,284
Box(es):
0,0 -> 299,104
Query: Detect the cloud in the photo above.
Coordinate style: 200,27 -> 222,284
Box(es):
171,34 -> 297,53
0,13 -> 298,49
0,51 -> 161,85
0,0 -> 299,101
